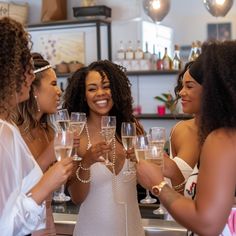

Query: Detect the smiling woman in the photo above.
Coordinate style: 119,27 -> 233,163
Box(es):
63,60 -> 146,236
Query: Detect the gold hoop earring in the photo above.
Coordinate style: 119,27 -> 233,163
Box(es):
34,95 -> 41,112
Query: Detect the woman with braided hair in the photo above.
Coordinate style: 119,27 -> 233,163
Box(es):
13,52 -> 62,235
64,60 -> 145,236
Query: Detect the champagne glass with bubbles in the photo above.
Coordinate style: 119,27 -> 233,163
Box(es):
149,127 -> 167,215
53,129 -> 74,202
70,112 -> 86,161
121,122 -> 136,175
56,109 -> 70,131
101,116 -> 116,165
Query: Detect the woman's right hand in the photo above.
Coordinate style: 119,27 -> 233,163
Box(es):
82,141 -> 111,167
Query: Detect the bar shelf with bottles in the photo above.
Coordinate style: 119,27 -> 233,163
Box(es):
135,113 -> 192,120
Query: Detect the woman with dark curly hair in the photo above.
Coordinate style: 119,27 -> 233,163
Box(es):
137,41 -> 236,236
64,60 -> 145,236
0,18 -> 73,235
13,52 -> 62,235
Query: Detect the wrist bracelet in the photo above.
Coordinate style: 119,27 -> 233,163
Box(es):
173,180 -> 186,190
76,166 -> 91,184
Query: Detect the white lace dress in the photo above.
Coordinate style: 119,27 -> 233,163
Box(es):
73,160 -> 144,236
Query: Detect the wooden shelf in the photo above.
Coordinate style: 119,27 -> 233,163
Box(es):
135,113 -> 192,120
126,70 -> 179,76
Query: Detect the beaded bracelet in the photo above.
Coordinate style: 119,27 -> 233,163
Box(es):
173,180 -> 186,191
76,163 -> 91,184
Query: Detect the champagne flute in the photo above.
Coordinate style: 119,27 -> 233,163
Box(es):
53,129 -> 74,202
56,109 -> 70,131
149,127 -> 167,215
101,116 -> 116,165
70,112 -> 86,161
121,122 -> 136,175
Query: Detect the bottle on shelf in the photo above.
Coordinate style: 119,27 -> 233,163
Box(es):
125,40 -> 134,60
143,42 -> 152,60
156,51 -> 163,70
162,47 -> 172,70
151,44 -> 158,70
188,42 -> 197,62
172,44 -> 182,70
195,40 -> 201,58
134,40 -> 144,60
117,40 -> 125,60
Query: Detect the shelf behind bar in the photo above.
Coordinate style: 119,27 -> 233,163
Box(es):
56,70 -> 180,78
136,113 -> 192,120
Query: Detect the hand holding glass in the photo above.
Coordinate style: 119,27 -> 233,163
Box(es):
53,129 -> 74,202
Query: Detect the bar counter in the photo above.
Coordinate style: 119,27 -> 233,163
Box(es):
52,201 -> 187,235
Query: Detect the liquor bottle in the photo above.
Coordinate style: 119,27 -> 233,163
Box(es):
195,40 -> 201,58
117,40 -> 125,60
162,47 -> 172,70
143,42 -> 151,60
134,40 -> 144,60
125,40 -> 134,60
172,44 -> 182,70
151,44 -> 158,70
156,51 -> 163,70
188,42 -> 197,62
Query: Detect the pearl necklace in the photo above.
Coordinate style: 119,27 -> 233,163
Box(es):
85,123 -> 116,169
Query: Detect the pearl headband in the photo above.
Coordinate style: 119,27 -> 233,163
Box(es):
34,65 -> 52,74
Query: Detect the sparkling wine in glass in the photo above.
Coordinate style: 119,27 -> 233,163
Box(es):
56,109 -> 70,131
53,129 -> 74,202
70,112 -> 86,161
149,127 -> 167,215
101,116 -> 116,165
121,122 -> 136,175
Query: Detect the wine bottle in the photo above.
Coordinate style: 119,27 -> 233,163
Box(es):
143,42 -> 151,60
156,51 -> 163,70
151,44 -> 158,70
172,44 -> 182,70
162,47 -> 172,70
117,40 -> 125,60
125,40 -> 134,60
134,40 -> 144,60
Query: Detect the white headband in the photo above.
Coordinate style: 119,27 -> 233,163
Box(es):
34,65 -> 52,74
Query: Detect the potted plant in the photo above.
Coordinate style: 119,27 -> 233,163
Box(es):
154,92 -> 178,114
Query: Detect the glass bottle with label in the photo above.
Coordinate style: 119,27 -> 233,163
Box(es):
117,40 -> 125,60
188,42 -> 197,62
151,44 -> 158,70
162,47 -> 172,70
125,40 -> 134,60
134,40 -> 144,60
156,52 -> 163,70
172,44 -> 182,70
143,42 -> 151,60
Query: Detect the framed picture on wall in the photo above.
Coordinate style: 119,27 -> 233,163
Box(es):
207,22 -> 231,41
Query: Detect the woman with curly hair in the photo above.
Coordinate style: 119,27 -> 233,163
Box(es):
13,52 -> 62,235
137,41 -> 236,236
64,60 -> 145,236
0,17 -> 73,235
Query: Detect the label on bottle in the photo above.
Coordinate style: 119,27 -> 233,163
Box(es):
117,52 -> 125,60
163,58 -> 170,70
134,51 -> 143,60
125,51 -> 134,60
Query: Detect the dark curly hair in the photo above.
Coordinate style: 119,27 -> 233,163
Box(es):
63,60 -> 144,140
0,17 -> 32,114
200,41 -> 236,143
14,52 -> 51,132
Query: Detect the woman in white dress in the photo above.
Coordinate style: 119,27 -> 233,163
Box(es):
64,60 -> 145,236
0,17 -> 73,236
137,41 -> 236,236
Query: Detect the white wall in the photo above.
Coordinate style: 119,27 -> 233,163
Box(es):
5,0 -> 235,133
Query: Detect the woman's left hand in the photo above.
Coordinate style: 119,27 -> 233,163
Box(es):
125,148 -> 137,162
136,160 -> 164,190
